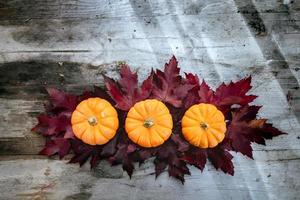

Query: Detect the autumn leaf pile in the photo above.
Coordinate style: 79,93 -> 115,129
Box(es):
32,56 -> 286,183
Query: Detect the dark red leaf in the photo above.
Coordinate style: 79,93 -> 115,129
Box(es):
100,135 -> 118,157
154,159 -> 167,177
208,147 -> 234,175
39,140 -> 59,156
185,73 -> 200,87
171,134 -> 189,152
40,138 -> 70,159
32,114 -> 70,137
182,147 -> 207,171
152,56 -> 193,107
70,140 -> 94,166
64,125 -> 75,139
154,140 -> 190,183
214,77 -> 257,112
226,106 -> 286,158
90,153 -> 100,168
46,87 -> 78,111
103,66 -> 153,111
198,80 -> 214,104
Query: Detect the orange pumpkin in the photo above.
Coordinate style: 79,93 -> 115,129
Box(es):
71,98 -> 119,145
181,103 -> 226,148
125,99 -> 173,148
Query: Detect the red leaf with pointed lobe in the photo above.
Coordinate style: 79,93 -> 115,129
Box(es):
184,75 -> 256,113
40,138 -> 71,159
103,65 -> 154,111
154,139 -> 190,183
32,114 -> 70,136
225,106 -> 286,158
46,88 -> 78,112
182,147 -> 207,171
152,56 -> 194,107
208,146 -> 234,175
214,76 -> 257,112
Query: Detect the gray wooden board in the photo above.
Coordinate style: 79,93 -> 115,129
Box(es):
0,0 -> 300,199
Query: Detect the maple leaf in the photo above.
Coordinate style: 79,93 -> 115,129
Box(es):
154,139 -> 190,183
207,146 -> 234,175
182,147 -> 207,171
182,144 -> 234,175
69,140 -> 94,166
103,65 -> 154,111
213,77 -> 257,113
108,131 -> 138,177
32,114 -> 72,137
183,75 -> 257,113
40,138 -> 71,159
46,88 -> 78,113
152,56 -> 194,107
225,105 -> 286,158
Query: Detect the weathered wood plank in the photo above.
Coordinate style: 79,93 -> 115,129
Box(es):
0,158 -> 299,200
0,0 -> 299,21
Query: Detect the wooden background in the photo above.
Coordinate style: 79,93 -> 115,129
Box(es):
0,0 -> 300,199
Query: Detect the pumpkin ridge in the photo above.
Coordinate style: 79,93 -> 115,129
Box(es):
75,109 -> 89,118
209,128 -> 226,141
80,128 -> 90,144
130,107 -> 145,120
127,115 -> 144,122
144,99 -> 154,114
136,132 -> 147,147
94,126 -> 108,145
130,129 -> 141,143
125,123 -> 141,132
97,125 -> 110,141
142,100 -> 150,116
191,131 -> 202,147
153,112 -> 169,119
183,115 -> 200,125
155,125 -> 171,140
100,107 -> 117,118
207,108 -> 218,119
80,100 -> 96,116
150,99 -> 159,113
152,127 -> 165,141
149,133 -> 154,147
99,118 -> 118,130
134,106 -> 147,119
207,129 -> 219,143
156,122 -> 172,130
186,110 -> 202,121
90,126 -> 97,145
200,133 -> 208,148
99,123 -> 116,133
73,122 -> 88,138
71,118 -> 86,125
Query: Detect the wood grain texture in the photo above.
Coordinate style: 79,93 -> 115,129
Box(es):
0,0 -> 300,199
0,158 -> 299,200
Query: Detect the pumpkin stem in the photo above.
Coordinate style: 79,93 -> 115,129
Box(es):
143,119 -> 154,128
88,116 -> 98,126
200,122 -> 208,130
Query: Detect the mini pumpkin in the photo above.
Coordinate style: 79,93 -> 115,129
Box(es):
71,98 -> 119,145
125,99 -> 173,148
181,103 -> 226,148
